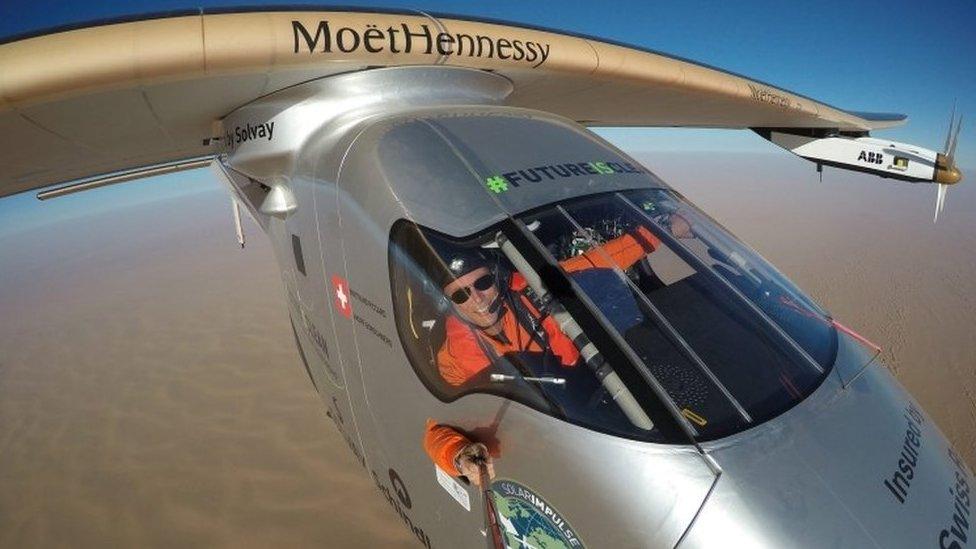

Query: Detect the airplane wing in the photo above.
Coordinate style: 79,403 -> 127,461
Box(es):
0,9 -> 910,199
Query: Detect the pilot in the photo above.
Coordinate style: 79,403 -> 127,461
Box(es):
423,214 -> 694,484
430,245 -> 582,388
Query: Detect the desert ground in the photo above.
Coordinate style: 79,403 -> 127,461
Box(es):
1,151 -> 973,547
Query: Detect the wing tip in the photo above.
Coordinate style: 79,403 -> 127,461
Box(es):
846,110 -> 908,123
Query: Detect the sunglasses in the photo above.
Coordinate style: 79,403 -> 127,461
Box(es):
449,274 -> 495,305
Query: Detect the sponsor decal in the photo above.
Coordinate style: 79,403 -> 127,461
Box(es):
347,284 -> 393,347
491,479 -> 584,548
293,20 -> 552,68
883,402 -> 925,504
938,447 -> 972,549
372,468 -> 432,548
747,83 -> 800,110
329,396 -> 344,425
858,150 -> 884,165
332,274 -> 352,318
324,396 -> 365,469
287,292 -> 342,387
484,160 -> 646,193
351,289 -> 388,318
223,121 -> 275,148
302,309 -> 343,386
354,313 -> 394,348
296,305 -> 329,360
435,466 -> 471,511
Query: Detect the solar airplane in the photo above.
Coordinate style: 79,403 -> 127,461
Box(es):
1,8 -> 971,548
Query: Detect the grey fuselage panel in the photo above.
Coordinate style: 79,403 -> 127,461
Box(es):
220,67 -> 972,548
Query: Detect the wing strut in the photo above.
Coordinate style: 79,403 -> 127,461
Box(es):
232,198 -> 245,249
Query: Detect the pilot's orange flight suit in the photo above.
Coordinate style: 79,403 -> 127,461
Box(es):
425,226 -> 660,476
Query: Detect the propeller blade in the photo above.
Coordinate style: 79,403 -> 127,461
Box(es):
934,183 -> 948,223
934,104 -> 962,223
948,114 -> 963,166
232,197 -> 245,248
944,103 -> 956,154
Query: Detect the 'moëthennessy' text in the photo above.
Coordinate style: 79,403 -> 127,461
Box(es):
292,20 -> 551,68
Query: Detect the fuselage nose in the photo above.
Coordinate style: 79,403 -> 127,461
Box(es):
685,364 -> 973,548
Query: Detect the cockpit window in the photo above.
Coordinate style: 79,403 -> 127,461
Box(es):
531,191 -> 833,436
390,188 -> 837,442
618,189 -> 838,372
378,111 -> 839,443
389,219 -> 662,439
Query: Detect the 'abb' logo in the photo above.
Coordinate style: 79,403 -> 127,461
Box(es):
858,150 -> 884,164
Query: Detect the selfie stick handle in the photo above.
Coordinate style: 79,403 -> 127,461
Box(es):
477,460 -> 505,549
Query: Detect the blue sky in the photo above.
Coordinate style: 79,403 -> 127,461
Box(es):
1,0 -> 974,231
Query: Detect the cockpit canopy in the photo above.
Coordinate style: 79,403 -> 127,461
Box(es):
366,110 -> 849,443
392,187 -> 841,442
372,110 -> 654,236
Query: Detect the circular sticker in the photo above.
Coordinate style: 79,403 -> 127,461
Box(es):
491,479 -> 584,548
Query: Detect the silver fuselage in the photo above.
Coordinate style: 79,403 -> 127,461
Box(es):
215,67 -> 972,548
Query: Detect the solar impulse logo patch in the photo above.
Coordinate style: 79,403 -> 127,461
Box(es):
491,479 -> 584,547
292,20 -> 551,68
484,161 -> 647,193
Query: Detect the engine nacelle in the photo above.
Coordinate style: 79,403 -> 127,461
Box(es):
758,129 -> 958,184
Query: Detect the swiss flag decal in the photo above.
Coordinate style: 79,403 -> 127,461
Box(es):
332,274 -> 352,318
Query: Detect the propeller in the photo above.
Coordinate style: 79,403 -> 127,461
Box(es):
933,105 -> 964,222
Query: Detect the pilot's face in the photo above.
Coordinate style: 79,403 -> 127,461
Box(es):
444,267 -> 501,329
